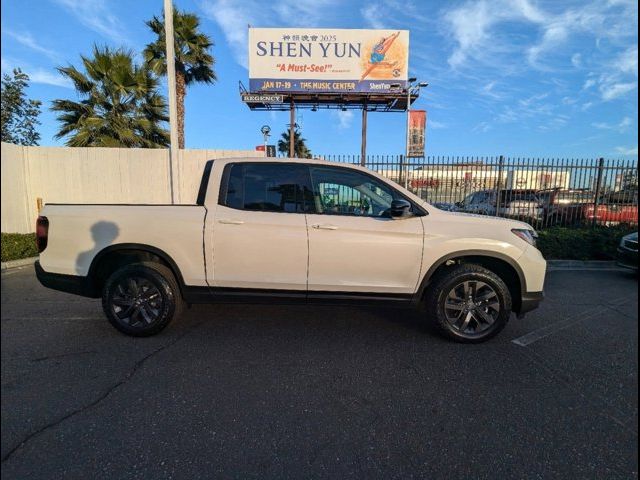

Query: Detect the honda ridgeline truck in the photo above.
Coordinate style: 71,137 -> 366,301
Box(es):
35,158 -> 546,343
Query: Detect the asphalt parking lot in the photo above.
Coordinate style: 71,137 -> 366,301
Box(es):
1,266 -> 638,479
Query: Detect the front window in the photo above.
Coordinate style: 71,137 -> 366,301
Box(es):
308,166 -> 402,217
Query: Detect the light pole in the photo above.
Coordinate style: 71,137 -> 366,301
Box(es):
261,125 -> 271,158
403,78 -> 428,188
164,0 -> 180,203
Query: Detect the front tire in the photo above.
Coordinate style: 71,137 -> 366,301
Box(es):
102,262 -> 183,337
425,264 -> 512,343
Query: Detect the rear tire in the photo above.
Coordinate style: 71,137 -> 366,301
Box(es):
102,262 -> 183,337
425,264 -> 512,343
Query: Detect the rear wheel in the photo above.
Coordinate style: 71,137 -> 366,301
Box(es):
425,264 -> 512,343
102,262 -> 183,337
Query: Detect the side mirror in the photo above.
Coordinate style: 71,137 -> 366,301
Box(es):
455,201 -> 463,207
390,199 -> 411,218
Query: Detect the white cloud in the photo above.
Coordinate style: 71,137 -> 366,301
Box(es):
361,4 -> 386,29
1,57 -> 72,88
428,120 -> 447,129
53,0 -> 130,45
332,110 -> 354,130
615,146 -> 638,155
199,0 -> 337,68
571,53 -> 582,68
600,81 -> 637,101
3,29 -> 61,61
592,116 -> 633,132
472,121 -> 492,133
444,0 -> 547,68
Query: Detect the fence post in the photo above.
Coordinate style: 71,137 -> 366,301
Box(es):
495,155 -> 504,217
398,154 -> 404,187
592,157 -> 605,227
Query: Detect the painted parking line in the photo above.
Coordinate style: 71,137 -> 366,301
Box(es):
512,296 -> 631,347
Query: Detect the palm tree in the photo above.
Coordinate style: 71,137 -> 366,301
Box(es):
144,9 -> 216,148
51,46 -> 169,148
277,129 -> 312,158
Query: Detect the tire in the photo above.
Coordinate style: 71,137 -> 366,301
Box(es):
102,262 -> 183,337
424,264 -> 512,343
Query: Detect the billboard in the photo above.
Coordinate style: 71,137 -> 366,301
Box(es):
248,28 -> 409,94
408,110 -> 426,157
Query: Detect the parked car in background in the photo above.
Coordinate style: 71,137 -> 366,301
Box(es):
535,188 -> 595,226
617,231 -> 638,270
35,157 -> 546,343
432,202 -> 457,211
584,190 -> 639,226
456,189 -> 544,224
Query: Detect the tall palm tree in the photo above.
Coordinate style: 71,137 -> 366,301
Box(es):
144,9 -> 216,149
51,46 -> 169,148
277,129 -> 312,158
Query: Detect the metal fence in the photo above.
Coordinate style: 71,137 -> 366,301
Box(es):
313,155 -> 639,229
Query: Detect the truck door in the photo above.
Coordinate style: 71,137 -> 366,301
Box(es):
211,162 -> 314,291
305,165 -> 424,294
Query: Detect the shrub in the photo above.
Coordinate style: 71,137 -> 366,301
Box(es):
1,233 -> 38,262
537,225 -> 637,260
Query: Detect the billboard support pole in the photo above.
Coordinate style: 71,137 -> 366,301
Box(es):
360,106 -> 367,166
289,101 -> 295,158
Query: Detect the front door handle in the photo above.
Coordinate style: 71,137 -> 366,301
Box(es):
312,224 -> 338,230
218,219 -> 245,225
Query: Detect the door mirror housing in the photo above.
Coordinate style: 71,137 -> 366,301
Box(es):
390,199 -> 412,218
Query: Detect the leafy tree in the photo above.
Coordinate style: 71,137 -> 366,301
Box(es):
51,46 -> 169,148
144,9 -> 216,149
1,69 -> 41,145
277,129 -> 312,158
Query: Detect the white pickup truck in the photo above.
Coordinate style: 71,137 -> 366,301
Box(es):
35,157 -> 546,342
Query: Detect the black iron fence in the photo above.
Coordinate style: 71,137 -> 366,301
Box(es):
313,155 -> 639,229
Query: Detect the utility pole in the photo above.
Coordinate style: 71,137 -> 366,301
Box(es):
164,0 -> 180,203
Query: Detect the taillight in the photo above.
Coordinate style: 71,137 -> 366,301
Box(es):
36,216 -> 49,253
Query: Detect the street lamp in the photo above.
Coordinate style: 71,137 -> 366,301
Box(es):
261,125 -> 271,157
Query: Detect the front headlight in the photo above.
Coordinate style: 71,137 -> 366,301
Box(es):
512,228 -> 538,246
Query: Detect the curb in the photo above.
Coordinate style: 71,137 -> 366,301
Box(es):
546,260 -> 622,271
1,257 -> 38,271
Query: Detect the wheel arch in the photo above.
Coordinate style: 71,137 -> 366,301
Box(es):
87,243 -> 186,297
416,250 -> 526,313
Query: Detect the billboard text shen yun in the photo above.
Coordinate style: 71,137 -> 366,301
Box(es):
248,28 -> 409,94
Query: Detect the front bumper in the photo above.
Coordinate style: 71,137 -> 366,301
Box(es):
616,247 -> 638,270
518,291 -> 544,317
35,261 -> 98,297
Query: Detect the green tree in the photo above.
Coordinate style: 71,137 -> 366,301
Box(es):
51,46 -> 169,148
1,69 -> 41,145
277,129 -> 312,158
144,9 -> 216,149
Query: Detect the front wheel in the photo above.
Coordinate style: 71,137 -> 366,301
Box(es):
425,264 -> 512,343
102,262 -> 183,337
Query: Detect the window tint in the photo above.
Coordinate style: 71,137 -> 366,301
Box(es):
309,166 -> 401,217
221,163 -> 315,213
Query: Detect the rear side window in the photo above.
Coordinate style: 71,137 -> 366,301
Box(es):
221,163 -> 315,213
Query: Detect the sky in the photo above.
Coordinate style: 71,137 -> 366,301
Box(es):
1,0 -> 638,159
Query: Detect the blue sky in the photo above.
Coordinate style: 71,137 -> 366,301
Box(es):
1,0 -> 638,158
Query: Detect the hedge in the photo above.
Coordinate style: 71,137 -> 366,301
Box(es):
536,225 -> 636,260
1,233 -> 38,262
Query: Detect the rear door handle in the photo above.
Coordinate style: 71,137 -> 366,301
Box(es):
312,224 -> 338,230
218,219 -> 245,225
